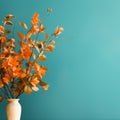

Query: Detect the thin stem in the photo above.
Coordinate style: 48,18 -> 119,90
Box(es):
25,12 -> 52,74
6,85 -> 14,98
4,86 -> 10,98
0,88 -> 8,99
12,21 -> 16,38
16,90 -> 24,98
25,32 -> 40,74
42,12 -> 51,24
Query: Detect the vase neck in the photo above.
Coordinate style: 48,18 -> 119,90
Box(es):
7,99 -> 19,103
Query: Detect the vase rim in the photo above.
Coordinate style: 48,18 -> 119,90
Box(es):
7,99 -> 19,102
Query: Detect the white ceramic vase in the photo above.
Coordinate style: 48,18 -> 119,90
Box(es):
6,99 -> 21,120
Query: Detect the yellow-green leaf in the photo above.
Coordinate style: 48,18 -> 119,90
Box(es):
17,32 -> 25,40
19,22 -> 28,30
24,85 -> 32,94
37,55 -> 46,61
47,8 -> 52,13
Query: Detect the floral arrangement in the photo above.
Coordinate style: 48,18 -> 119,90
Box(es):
0,9 -> 63,102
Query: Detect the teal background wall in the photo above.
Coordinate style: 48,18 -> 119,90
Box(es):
1,0 -> 120,120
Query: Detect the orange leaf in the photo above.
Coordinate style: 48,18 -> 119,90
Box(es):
45,33 -> 49,40
39,24 -> 45,32
17,32 -> 25,40
37,55 -> 46,62
53,27 -> 64,36
31,13 -> 40,25
19,22 -> 28,29
3,20 -> 13,25
0,96 -> 3,102
43,84 -> 49,91
39,79 -> 48,86
30,77 -> 39,86
0,26 -> 4,33
3,75 -> 10,84
32,86 -> 39,92
46,45 -> 55,52
24,85 -> 32,94
5,30 -> 11,34
0,80 -> 3,88
35,65 -> 48,77
5,14 -> 14,20
26,31 -> 32,39
20,73 -> 27,78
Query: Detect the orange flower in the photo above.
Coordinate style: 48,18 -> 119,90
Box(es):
31,13 -> 40,25
0,26 -> 4,33
53,27 -> 64,37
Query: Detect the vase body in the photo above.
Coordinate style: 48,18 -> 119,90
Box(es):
6,99 -> 21,120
